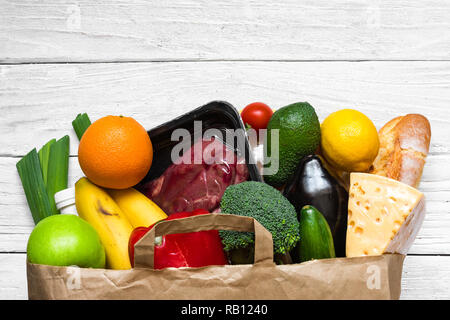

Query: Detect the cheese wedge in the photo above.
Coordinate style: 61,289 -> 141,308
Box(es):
346,173 -> 425,257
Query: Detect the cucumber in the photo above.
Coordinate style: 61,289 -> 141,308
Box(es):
293,205 -> 336,263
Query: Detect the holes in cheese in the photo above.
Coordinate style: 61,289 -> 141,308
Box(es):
346,173 -> 426,258
355,227 -> 364,235
358,186 -> 366,195
394,220 -> 402,230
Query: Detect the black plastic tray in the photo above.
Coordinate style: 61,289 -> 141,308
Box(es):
139,100 -> 262,185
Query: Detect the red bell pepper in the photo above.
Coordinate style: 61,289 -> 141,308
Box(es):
128,209 -> 228,269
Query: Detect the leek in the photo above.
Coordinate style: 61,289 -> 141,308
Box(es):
38,139 -> 55,187
46,135 -> 70,214
16,149 -> 53,224
72,113 -> 91,140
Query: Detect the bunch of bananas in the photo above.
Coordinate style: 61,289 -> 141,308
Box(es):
75,177 -> 167,270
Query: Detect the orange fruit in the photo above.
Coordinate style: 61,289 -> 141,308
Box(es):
78,115 -> 153,189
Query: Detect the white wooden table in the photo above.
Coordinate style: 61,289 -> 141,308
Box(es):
1,1 -> 450,300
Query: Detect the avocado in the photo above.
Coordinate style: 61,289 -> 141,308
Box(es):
263,102 -> 321,187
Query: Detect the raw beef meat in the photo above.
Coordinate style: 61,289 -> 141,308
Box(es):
141,138 -> 249,214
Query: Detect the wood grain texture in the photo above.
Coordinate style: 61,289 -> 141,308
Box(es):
1,253 -> 449,300
400,255 -> 450,300
1,0 -> 450,63
0,61 -> 449,255
0,254 -> 28,300
1,61 -> 450,155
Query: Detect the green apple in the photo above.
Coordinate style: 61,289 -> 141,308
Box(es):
27,214 -> 105,268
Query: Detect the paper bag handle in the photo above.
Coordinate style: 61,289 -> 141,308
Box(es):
133,213 -> 274,269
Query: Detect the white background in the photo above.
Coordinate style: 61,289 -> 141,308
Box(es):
0,0 -> 449,299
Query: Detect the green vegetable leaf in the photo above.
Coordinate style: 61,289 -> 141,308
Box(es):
72,113 -> 92,140
38,139 -> 56,187
16,149 -> 53,224
46,135 -> 70,214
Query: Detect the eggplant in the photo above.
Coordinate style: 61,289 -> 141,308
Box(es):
283,155 -> 348,257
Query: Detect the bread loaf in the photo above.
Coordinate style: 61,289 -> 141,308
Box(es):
370,114 -> 431,188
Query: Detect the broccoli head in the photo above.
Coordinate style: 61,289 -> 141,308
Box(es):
219,181 -> 300,263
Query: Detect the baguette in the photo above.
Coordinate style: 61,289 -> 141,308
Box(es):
369,114 -> 431,188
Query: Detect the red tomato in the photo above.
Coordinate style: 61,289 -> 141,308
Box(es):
241,102 -> 273,131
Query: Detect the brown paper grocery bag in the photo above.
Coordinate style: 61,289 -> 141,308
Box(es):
27,214 -> 405,300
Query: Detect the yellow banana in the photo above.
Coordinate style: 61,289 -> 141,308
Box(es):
75,177 -> 133,270
107,188 -> 167,228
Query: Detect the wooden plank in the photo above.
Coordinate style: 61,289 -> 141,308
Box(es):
400,255 -> 450,300
1,253 -> 448,300
0,254 -> 28,300
1,0 -> 450,63
1,61 -> 450,156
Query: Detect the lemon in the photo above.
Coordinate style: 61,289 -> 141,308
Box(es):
321,109 -> 379,172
